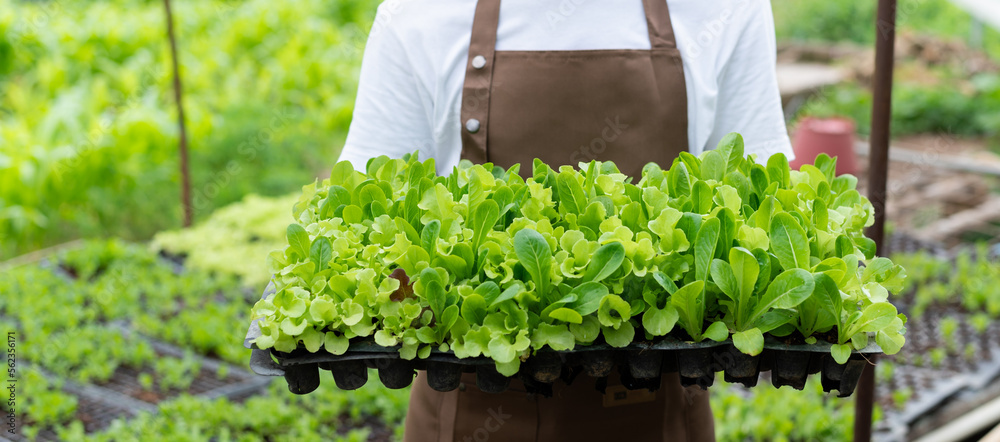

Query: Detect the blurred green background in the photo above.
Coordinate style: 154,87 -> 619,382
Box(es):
3,0 -> 1000,258
1,0 -> 368,257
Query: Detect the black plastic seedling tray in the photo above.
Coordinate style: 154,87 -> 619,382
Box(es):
246,281 -> 881,398
249,337 -> 881,398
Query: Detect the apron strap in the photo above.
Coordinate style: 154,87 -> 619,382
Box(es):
642,0 -> 678,50
459,0 -> 501,164
460,0 -> 680,163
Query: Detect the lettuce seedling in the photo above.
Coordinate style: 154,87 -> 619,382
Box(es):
712,247 -> 815,355
249,135 -> 908,371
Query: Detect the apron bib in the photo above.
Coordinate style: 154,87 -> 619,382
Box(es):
405,1 -> 714,441
459,0 -> 688,177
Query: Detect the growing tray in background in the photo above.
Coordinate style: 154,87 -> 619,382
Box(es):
245,133 -> 907,396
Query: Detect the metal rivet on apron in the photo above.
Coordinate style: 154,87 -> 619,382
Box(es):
465,118 -> 481,133
458,383 -> 466,391
472,55 -> 486,69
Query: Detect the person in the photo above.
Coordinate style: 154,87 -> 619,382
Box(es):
338,1 -> 793,441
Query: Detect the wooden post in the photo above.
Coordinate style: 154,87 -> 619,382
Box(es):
164,0 -> 193,227
857,0 -> 897,440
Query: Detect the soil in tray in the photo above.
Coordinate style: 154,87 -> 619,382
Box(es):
886,308 -> 1000,374
97,359 -> 249,404
773,329 -> 839,346
12,395 -> 136,442
875,307 -> 1000,411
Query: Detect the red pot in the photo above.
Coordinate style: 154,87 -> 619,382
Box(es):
789,117 -> 858,176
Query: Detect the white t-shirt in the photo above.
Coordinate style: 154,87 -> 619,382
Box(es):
339,0 -> 793,175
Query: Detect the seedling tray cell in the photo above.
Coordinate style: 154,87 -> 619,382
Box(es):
677,347 -> 715,388
378,359 -> 417,389
325,360 -> 370,390
626,350 -> 662,380
476,365 -> 511,393
722,348 -> 761,388
283,363 -> 321,394
250,337 -> 882,396
571,350 -> 615,378
526,352 -> 563,383
424,361 -> 463,391
771,350 -> 812,390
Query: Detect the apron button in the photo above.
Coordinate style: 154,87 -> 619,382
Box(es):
465,119 -> 481,133
472,55 -> 486,69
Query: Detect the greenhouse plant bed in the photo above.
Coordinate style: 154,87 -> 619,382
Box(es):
131,328 -> 274,400
11,364 -> 154,442
8,395 -> 138,442
96,357 -> 255,404
874,306 -> 1000,440
250,337 -> 882,397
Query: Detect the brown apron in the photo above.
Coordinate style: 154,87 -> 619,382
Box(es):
458,0 -> 688,177
405,0 -> 714,440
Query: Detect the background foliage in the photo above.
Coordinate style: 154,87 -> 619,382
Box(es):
776,0 -> 1000,140
4,0 -> 997,259
0,0 -> 372,258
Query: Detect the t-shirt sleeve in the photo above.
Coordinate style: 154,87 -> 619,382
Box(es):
338,3 -> 435,172
706,0 -> 794,163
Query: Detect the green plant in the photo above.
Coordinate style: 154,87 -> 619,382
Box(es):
139,373 -> 154,391
22,369 -> 78,429
153,352 -> 202,392
965,343 -> 977,362
251,133 -> 907,374
940,316 -> 959,352
0,235 -> 417,439
215,364 -> 230,380
150,194 -> 297,287
893,388 -> 914,409
34,325 -> 157,384
134,299 -> 251,365
929,347 -> 947,368
712,378 -> 866,442
972,314 -> 991,334
893,246 -> 1000,322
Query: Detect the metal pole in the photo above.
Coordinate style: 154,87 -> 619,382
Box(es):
857,0 -> 897,440
164,0 -> 193,227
